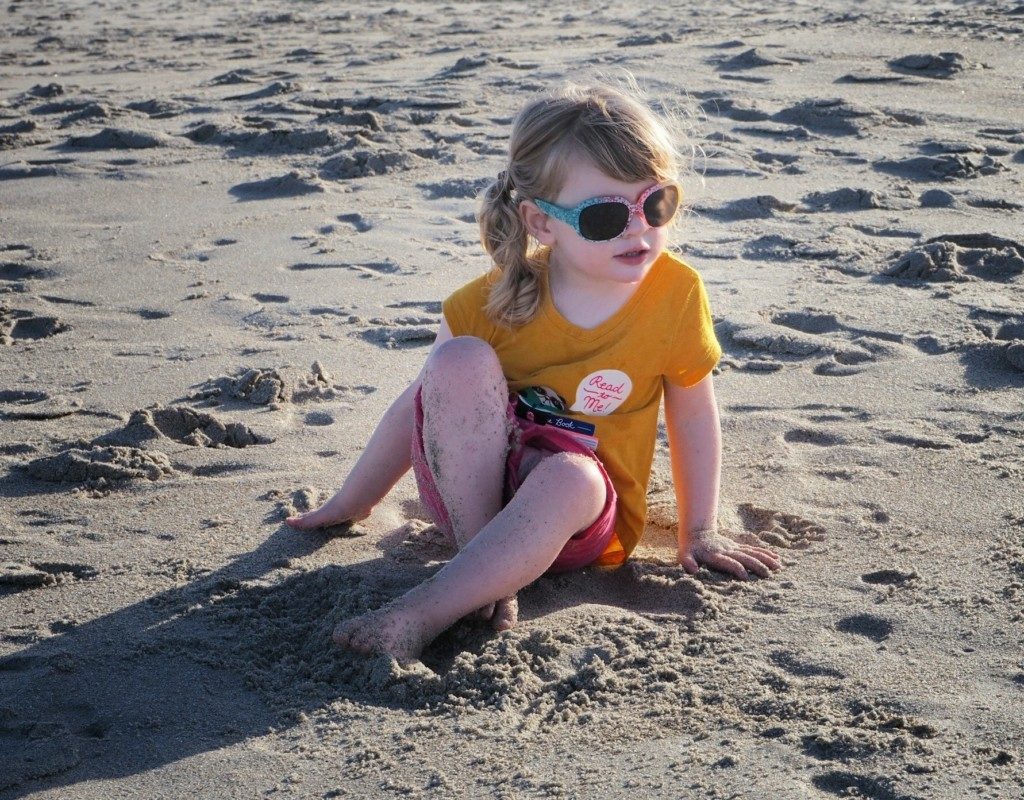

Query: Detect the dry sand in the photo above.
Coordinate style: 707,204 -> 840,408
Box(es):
2,1 -> 1023,798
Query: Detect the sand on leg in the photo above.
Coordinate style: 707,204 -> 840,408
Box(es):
419,336 -> 511,549
418,336 -> 523,627
334,452 -> 607,662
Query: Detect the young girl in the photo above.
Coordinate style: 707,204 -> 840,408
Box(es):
287,82 -> 782,662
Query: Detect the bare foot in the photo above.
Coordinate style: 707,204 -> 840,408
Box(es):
473,595 -> 518,632
286,495 -> 370,531
332,603 -> 433,663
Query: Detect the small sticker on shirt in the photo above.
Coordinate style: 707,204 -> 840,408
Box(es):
570,369 -> 632,416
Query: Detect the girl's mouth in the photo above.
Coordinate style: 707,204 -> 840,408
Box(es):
615,248 -> 649,261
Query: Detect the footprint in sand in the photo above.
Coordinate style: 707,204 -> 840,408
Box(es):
736,503 -> 826,549
337,212 -> 373,233
0,707 -> 82,791
0,306 -> 70,345
783,428 -> 850,447
861,568 -> 919,586
0,561 -> 99,591
251,292 -> 289,304
718,311 -> 877,374
835,613 -> 893,642
769,650 -> 846,679
0,389 -> 81,420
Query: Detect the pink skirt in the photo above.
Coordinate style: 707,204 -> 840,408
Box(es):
411,388 -> 617,573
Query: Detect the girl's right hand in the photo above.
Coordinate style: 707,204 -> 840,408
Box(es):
285,494 -> 372,531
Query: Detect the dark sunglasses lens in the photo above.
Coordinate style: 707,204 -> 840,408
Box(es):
643,185 -> 680,226
578,202 -> 630,240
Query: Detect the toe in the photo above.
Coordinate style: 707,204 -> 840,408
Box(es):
491,597 -> 518,632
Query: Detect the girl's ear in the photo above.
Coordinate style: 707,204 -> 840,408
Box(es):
519,200 -> 557,246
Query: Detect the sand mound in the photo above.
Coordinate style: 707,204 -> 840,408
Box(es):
26,445 -> 175,485
701,195 -> 799,221
888,52 -> 968,78
887,236 -> 1024,281
67,126 -> 172,149
230,171 -> 326,199
192,367 -> 290,406
1005,342 -> 1024,371
190,362 -> 352,406
802,187 -> 893,211
319,148 -> 418,180
875,153 -> 1006,181
185,121 -> 338,154
772,98 -> 921,136
189,563 -> 716,723
97,405 -> 272,448
718,47 -> 793,70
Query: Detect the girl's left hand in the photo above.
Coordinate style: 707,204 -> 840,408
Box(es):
679,528 -> 782,580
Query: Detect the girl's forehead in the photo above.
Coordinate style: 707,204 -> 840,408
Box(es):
556,159 -> 658,204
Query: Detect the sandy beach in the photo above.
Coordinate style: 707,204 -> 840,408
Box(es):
2,1 -> 1023,797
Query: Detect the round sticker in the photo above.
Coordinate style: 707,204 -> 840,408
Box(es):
570,369 -> 632,416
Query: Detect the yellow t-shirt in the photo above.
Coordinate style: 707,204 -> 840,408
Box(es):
442,250 -> 721,566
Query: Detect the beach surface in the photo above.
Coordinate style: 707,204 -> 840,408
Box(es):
1,1 -> 1023,797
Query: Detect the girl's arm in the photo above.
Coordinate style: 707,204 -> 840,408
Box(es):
662,374 -> 781,579
287,319 -> 454,529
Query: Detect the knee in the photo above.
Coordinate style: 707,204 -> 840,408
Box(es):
424,336 -> 502,386
533,453 -> 607,522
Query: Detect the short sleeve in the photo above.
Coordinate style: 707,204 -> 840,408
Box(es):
663,276 -> 722,387
441,272 -> 499,341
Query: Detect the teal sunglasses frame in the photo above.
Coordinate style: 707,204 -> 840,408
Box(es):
532,181 -> 681,242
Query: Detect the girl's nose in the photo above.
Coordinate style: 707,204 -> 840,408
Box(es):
625,206 -> 651,234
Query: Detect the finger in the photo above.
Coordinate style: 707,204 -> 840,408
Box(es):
477,603 -> 495,621
730,551 -> 772,578
736,545 -> 783,569
680,554 -> 699,574
704,553 -> 748,580
735,546 -> 782,570
744,546 -> 782,565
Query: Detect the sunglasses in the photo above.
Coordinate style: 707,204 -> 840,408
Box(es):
533,182 -> 681,242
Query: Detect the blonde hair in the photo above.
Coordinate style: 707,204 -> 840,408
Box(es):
477,79 -> 689,327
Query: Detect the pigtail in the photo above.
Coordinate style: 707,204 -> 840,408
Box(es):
477,169 -> 543,327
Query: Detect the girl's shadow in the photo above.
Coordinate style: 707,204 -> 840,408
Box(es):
0,516 -> 704,799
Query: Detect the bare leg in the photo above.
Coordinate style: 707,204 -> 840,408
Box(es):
419,336 -> 510,547
419,337 -> 520,627
333,452 -> 606,662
